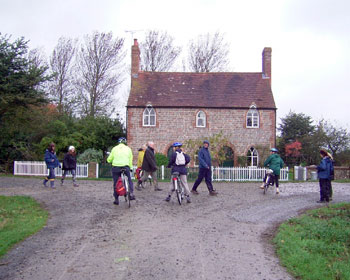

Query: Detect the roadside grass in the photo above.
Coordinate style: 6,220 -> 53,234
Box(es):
274,203 -> 350,280
0,196 -> 48,258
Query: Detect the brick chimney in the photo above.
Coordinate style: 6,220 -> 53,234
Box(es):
262,47 -> 272,84
131,39 -> 140,78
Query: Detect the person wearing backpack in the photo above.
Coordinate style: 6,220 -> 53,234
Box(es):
165,142 -> 191,203
107,137 -> 135,205
191,140 -> 218,196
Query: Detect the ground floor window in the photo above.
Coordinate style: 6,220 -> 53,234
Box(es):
247,147 -> 258,166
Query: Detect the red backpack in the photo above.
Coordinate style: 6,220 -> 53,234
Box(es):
115,177 -> 126,196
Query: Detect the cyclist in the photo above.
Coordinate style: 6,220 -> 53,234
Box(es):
260,148 -> 284,194
107,137 -> 135,205
165,142 -> 191,203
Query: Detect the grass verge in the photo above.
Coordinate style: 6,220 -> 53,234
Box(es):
0,196 -> 48,258
274,203 -> 350,280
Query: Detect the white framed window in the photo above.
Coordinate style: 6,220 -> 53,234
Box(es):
247,147 -> 259,166
246,106 -> 259,128
196,111 -> 206,127
143,106 -> 156,126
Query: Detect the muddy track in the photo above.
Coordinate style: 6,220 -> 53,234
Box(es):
1,177 -> 350,280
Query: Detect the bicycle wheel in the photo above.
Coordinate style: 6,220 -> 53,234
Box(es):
125,178 -> 131,208
264,176 -> 270,194
175,179 -> 182,205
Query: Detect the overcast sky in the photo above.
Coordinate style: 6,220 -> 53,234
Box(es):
1,0 -> 349,129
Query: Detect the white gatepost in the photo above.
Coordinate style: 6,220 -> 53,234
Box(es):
96,163 -> 99,178
161,165 -> 164,180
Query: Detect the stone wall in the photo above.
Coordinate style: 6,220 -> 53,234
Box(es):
306,166 -> 350,180
127,107 -> 276,166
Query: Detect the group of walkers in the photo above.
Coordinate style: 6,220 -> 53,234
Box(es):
43,143 -> 78,188
106,138 -> 218,205
42,139 -> 335,205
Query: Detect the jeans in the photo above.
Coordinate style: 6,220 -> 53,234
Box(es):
62,169 -> 76,183
112,166 -> 134,200
192,167 -> 214,192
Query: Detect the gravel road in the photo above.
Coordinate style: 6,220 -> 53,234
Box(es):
1,177 -> 350,280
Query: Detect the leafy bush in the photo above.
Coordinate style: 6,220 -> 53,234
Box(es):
155,153 -> 168,166
77,148 -> 103,164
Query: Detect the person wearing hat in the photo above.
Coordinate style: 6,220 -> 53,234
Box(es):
43,142 -> 61,188
61,145 -> 78,187
107,137 -> 135,205
316,149 -> 334,203
191,140 -> 218,196
165,142 -> 191,203
260,148 -> 284,194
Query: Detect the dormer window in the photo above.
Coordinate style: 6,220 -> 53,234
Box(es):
143,106 -> 156,126
246,106 -> 259,128
196,111 -> 206,127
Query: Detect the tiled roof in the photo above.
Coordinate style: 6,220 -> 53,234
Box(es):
127,72 -> 276,109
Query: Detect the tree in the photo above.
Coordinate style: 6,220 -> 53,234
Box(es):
278,111 -> 315,142
140,30 -> 181,71
49,37 -> 77,114
0,34 -> 51,171
318,120 -> 350,163
75,31 -> 125,117
187,32 -> 230,72
278,111 -> 316,166
0,34 -> 50,122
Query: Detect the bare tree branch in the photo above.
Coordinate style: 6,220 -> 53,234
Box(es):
140,30 -> 181,72
48,37 -> 77,114
75,31 -> 125,117
187,32 -> 230,72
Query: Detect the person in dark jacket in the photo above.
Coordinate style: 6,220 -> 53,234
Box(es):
316,149 -> 334,203
61,146 -> 78,187
165,142 -> 191,203
43,143 -> 61,188
191,140 -> 218,196
137,141 -> 162,191
260,148 -> 284,194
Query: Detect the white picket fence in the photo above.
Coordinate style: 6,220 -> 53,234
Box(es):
14,161 -> 289,182
211,166 -> 289,182
13,161 -> 89,178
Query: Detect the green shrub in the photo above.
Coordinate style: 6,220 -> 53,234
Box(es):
77,148 -> 103,164
155,153 -> 168,166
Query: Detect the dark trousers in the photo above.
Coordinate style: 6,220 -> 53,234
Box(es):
319,178 -> 330,201
263,174 -> 280,188
112,166 -> 134,200
192,168 -> 214,192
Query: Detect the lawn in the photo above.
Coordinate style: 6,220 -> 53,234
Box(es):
0,196 -> 48,258
274,203 -> 350,280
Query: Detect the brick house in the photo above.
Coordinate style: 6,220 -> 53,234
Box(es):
126,39 -> 276,167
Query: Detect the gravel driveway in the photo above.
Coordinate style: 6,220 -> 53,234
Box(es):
1,177 -> 350,280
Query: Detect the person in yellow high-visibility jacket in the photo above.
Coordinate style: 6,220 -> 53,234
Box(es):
107,137 -> 135,205
135,144 -> 147,190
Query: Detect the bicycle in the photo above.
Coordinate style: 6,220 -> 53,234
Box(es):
120,167 -> 131,208
263,169 -> 275,194
172,172 -> 184,205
